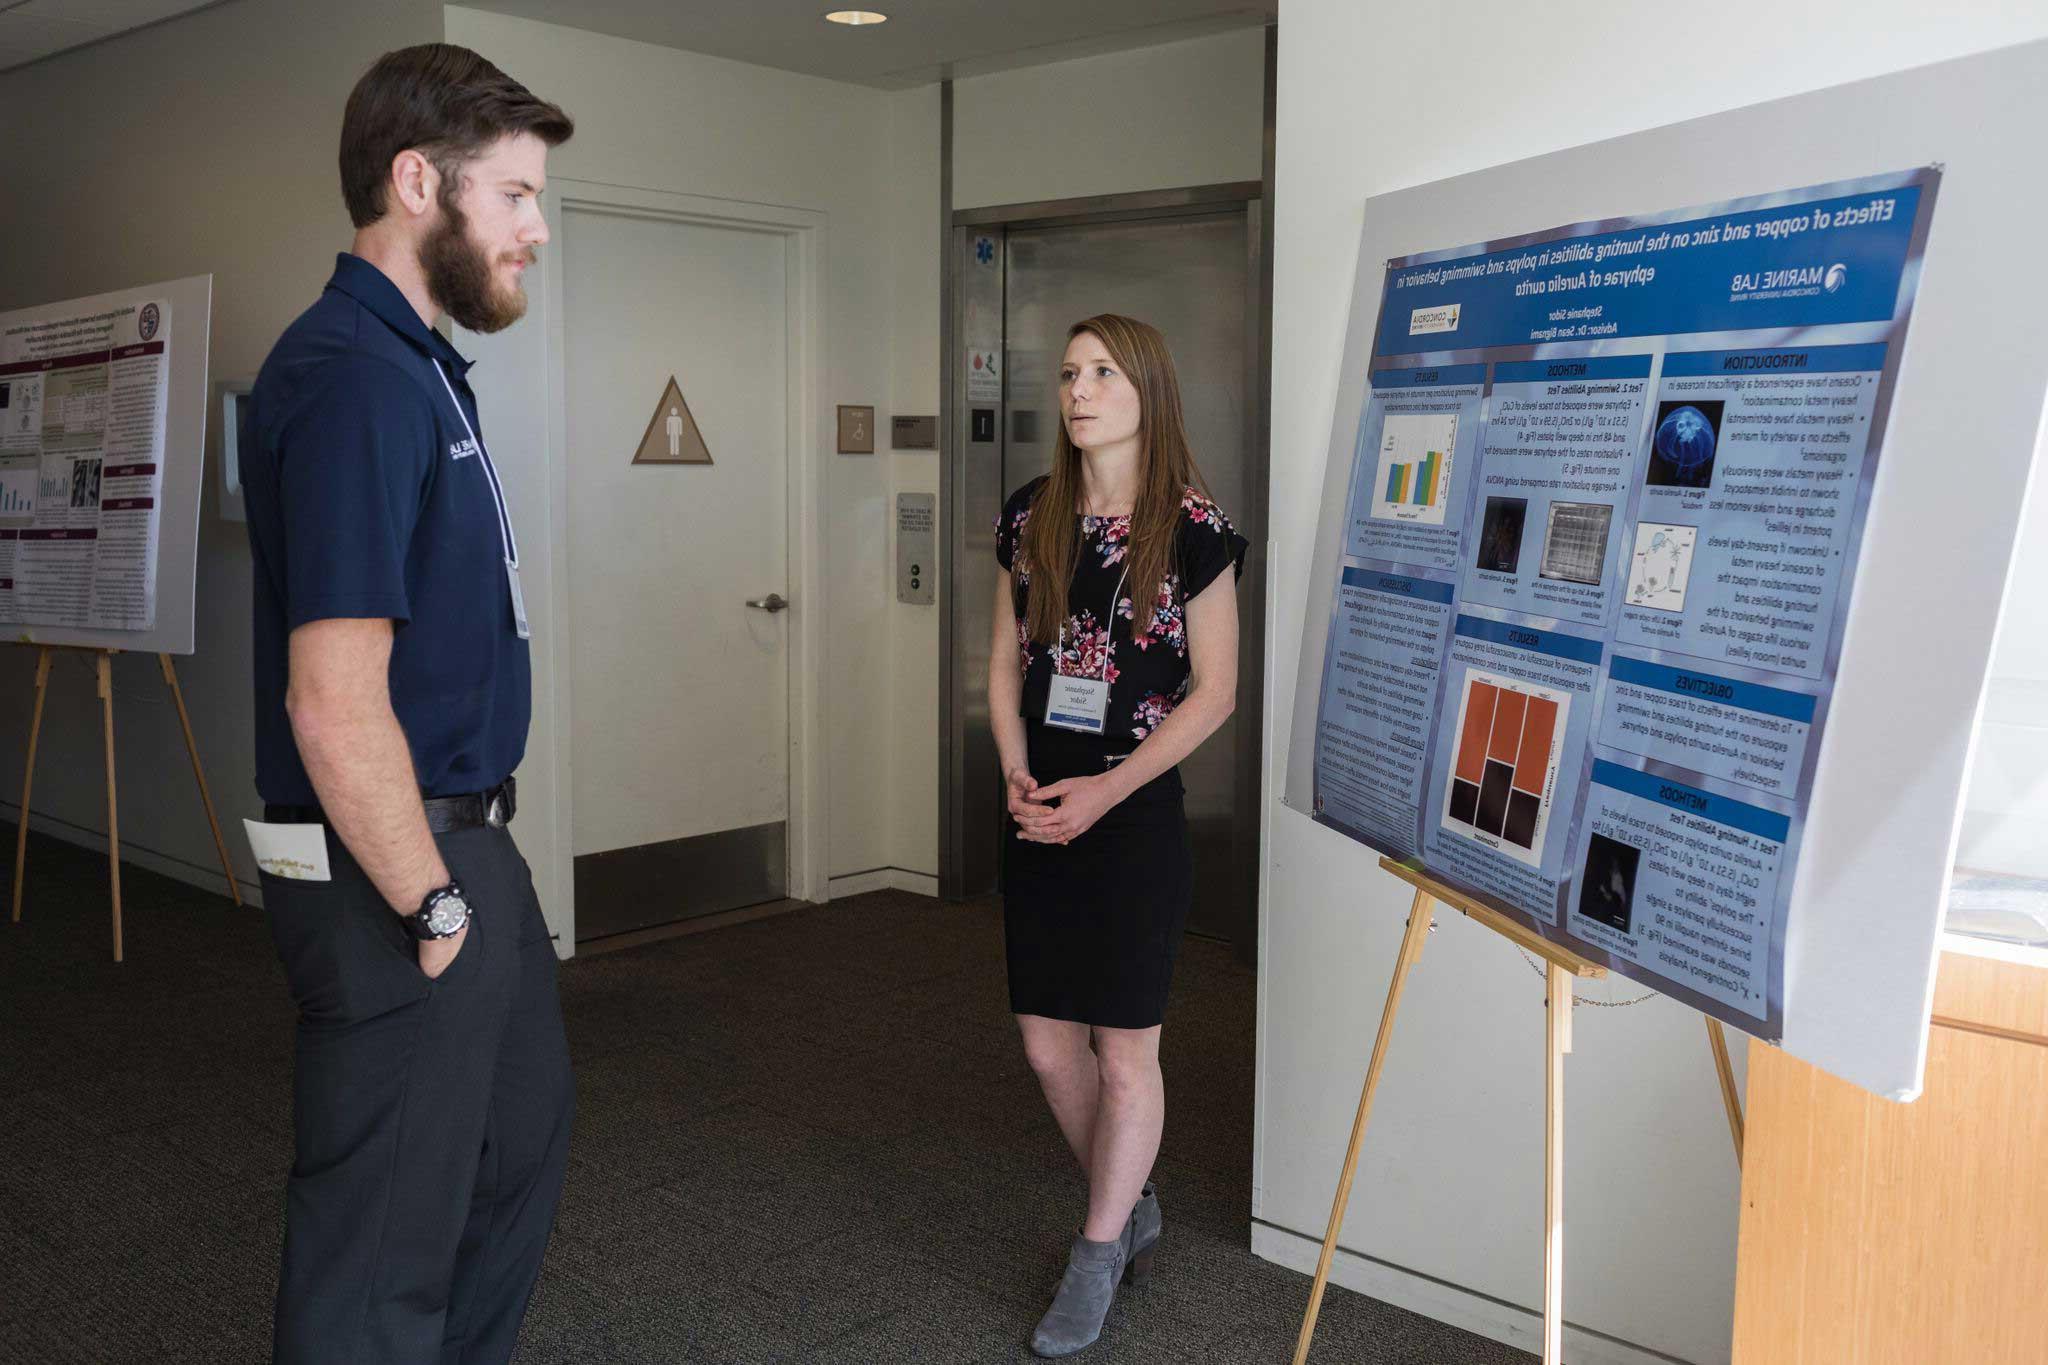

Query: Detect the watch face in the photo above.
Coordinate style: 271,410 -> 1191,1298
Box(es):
424,894 -> 468,937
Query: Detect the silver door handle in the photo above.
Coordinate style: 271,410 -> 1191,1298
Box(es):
745,592 -> 790,613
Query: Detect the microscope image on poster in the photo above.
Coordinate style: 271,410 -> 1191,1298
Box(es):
1578,832 -> 1641,934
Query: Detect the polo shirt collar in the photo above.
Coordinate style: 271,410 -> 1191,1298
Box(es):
325,253 -> 474,375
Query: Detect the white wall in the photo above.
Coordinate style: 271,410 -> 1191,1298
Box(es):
952,29 -> 1266,210
1258,6 -> 2048,1364
0,0 -> 443,905
885,84 -> 943,884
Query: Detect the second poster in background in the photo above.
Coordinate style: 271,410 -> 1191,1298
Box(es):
1309,169 -> 1939,1038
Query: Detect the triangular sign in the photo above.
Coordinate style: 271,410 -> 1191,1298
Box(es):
633,376 -> 712,465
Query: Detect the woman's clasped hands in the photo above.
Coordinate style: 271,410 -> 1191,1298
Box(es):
1007,766 -> 1117,845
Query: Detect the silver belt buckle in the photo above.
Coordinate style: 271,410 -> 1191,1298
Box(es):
485,790 -> 508,828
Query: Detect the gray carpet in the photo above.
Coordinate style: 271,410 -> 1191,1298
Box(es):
0,825 -> 1534,1363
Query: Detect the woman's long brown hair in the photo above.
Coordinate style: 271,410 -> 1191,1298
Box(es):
1017,314 -> 1210,646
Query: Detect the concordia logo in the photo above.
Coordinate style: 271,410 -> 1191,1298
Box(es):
1409,302 -> 1462,336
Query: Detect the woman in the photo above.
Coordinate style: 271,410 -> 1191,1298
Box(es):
989,313 -> 1247,1357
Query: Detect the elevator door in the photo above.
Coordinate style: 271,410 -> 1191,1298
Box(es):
1002,212 -> 1257,943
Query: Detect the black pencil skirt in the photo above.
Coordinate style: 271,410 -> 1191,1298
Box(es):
1002,721 -> 1194,1030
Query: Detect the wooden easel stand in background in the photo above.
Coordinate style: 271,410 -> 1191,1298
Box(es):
11,645 -> 240,962
1291,856 -> 1747,1365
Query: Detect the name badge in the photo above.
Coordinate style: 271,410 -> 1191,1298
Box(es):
242,819 -> 332,881
506,559 -> 531,640
1045,674 -> 1109,734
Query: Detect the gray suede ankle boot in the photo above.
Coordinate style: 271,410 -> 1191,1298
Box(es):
1126,1183 -> 1161,1284
1030,1232 -> 1129,1358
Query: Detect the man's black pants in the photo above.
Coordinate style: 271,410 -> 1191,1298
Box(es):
263,823 -> 573,1364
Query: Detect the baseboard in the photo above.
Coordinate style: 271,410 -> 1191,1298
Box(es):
1249,1220 -> 1709,1365
827,866 -> 940,900
0,802 -> 264,911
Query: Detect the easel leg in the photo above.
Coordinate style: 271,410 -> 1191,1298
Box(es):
12,648 -> 54,924
159,653 -> 242,908
1543,962 -> 1569,1365
1290,888 -> 1435,1365
1705,1018 -> 1745,1167
98,652 -> 121,963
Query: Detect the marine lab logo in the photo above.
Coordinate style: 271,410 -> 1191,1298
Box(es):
137,303 -> 160,342
1729,262 -> 1845,300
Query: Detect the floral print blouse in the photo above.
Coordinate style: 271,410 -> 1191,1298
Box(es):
996,476 -> 1248,743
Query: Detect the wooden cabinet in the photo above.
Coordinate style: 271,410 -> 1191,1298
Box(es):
1732,937 -> 2048,1364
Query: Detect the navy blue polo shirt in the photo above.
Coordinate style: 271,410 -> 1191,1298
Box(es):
244,254 -> 529,806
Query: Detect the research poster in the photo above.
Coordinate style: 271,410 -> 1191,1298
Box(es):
1309,170 -> 1939,1038
0,286 -> 176,633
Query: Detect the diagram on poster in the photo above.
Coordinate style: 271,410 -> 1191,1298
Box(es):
1627,523 -> 1696,611
1298,169 -> 1942,1039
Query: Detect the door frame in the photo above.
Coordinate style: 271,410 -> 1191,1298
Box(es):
938,180 -> 1271,947
539,179 -> 829,942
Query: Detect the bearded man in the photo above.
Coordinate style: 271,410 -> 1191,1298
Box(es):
240,44 -> 574,1365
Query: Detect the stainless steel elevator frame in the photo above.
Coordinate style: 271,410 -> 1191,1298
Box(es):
939,186 -> 1273,952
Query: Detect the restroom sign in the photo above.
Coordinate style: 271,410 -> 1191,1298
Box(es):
634,375 -> 712,465
967,348 -> 1001,403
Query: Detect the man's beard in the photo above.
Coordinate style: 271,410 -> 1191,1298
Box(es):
420,197 -> 530,334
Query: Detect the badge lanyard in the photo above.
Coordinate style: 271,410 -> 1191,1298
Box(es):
432,359 -> 529,640
1044,538 -> 1129,734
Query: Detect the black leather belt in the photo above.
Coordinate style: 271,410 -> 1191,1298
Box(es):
265,777 -> 516,832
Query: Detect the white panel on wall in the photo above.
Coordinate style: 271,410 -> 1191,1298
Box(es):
952,28 -> 1265,210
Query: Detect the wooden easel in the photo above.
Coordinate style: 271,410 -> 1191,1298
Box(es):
11,645 -> 241,962
1290,856 -> 1747,1365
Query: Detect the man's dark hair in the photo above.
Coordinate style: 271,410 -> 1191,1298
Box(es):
340,43 -> 573,229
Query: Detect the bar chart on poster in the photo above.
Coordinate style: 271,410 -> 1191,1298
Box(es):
1371,412 -> 1457,522
1281,45 -> 2048,1096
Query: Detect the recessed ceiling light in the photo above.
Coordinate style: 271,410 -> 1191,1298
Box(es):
825,10 -> 889,25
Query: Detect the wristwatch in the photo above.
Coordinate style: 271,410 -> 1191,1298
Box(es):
402,883 -> 471,941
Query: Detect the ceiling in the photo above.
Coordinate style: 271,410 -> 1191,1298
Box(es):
455,0 -> 1275,89
2,1 -> 1275,85
0,0 -> 220,72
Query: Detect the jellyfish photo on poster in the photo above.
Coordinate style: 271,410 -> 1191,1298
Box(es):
1646,399 -> 1722,489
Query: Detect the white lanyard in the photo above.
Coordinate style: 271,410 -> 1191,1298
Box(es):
431,359 -> 519,569
433,359 -> 528,638
1043,520 -> 1129,734
1057,562 -> 1130,681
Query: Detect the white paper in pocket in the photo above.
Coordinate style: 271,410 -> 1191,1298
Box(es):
243,820 -> 333,882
